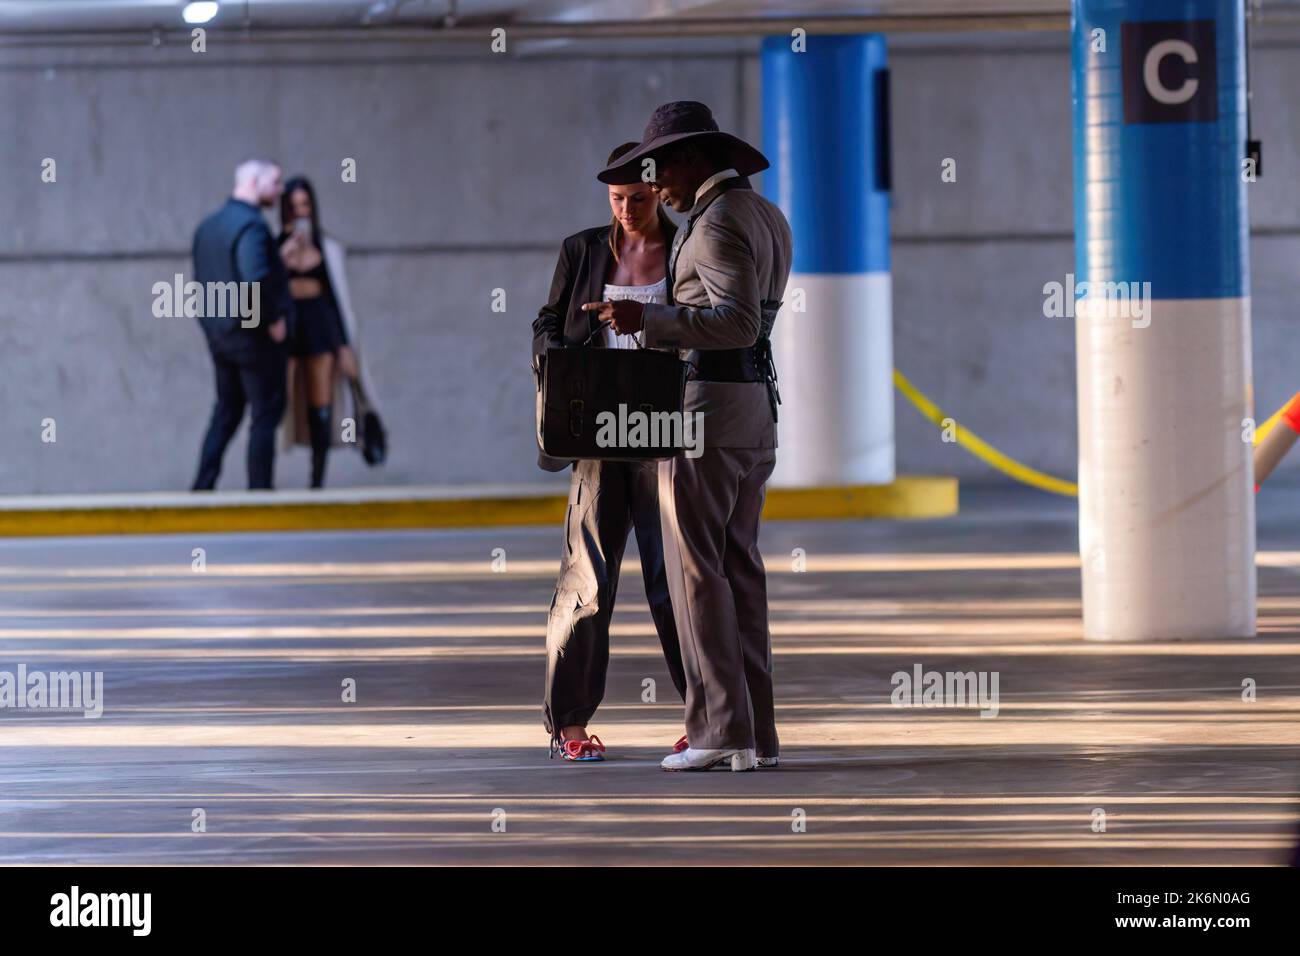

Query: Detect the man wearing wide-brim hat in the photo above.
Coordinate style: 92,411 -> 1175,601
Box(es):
582,101 -> 793,772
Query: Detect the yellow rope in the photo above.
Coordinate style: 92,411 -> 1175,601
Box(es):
895,370 -> 1294,498
893,368 -> 1079,497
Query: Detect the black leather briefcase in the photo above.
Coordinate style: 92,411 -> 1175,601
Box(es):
536,347 -> 690,461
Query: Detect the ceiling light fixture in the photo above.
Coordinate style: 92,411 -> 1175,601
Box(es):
182,2 -> 220,25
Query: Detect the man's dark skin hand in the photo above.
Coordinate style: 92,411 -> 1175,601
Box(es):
580,299 -> 644,334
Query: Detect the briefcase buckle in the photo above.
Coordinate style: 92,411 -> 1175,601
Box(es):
568,399 -> 584,437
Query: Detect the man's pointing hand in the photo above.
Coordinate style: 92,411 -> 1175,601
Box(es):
581,299 -> 645,335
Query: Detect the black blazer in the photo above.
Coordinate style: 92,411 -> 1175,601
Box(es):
192,198 -> 293,360
531,220 -> 677,471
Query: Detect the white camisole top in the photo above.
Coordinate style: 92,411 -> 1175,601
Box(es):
601,277 -> 669,350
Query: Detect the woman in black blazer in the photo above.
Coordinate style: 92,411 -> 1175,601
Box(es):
532,143 -> 686,762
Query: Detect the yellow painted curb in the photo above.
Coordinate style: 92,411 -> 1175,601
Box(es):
765,476 -> 957,521
0,477 -> 956,538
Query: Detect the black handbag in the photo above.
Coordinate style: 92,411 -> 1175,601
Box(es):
537,345 -> 690,461
349,378 -> 387,466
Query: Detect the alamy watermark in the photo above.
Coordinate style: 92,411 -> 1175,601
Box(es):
891,663 -> 1000,718
152,274 -> 261,328
0,664 -> 103,718
595,404 -> 705,460
50,886 -> 150,936
1043,273 -> 1151,329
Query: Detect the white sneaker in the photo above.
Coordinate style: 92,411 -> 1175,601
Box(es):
661,747 -> 757,772
757,756 -> 779,768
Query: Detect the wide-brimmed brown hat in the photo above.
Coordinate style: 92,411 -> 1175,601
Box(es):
596,100 -> 769,185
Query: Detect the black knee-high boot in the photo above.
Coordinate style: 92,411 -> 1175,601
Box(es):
308,405 -> 332,489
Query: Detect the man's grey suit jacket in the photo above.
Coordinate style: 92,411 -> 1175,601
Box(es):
640,178 -> 793,449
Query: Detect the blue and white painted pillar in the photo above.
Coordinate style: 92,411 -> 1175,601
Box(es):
1072,0 -> 1254,641
761,34 -> 895,487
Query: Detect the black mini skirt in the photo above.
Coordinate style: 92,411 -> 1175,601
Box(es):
291,296 -> 345,358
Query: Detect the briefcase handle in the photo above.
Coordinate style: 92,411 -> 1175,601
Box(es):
579,318 -> 647,349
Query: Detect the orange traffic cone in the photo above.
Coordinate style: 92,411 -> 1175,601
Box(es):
1255,392 -> 1300,490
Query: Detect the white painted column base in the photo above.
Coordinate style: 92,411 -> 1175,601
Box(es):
1077,297 -> 1256,641
771,272 -> 895,487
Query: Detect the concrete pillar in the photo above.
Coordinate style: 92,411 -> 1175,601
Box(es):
761,34 -> 895,487
1072,0 -> 1255,641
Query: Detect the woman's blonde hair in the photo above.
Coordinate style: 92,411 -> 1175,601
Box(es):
606,141 -> 673,263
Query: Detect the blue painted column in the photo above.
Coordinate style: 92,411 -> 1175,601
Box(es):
761,34 -> 894,487
1072,0 -> 1254,640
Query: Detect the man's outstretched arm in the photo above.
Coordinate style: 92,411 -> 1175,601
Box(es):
641,216 -> 762,351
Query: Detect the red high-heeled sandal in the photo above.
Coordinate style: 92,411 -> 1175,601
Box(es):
552,734 -> 606,762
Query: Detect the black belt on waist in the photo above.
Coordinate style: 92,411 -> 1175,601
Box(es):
687,336 -> 782,423
679,304 -> 783,421
689,346 -> 761,383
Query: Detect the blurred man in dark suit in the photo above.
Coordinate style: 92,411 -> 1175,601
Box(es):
191,158 -> 293,491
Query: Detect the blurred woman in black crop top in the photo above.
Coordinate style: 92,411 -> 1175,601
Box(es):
277,177 -> 360,488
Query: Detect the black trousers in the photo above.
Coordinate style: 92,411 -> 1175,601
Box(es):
192,348 -> 287,491
543,459 -> 687,739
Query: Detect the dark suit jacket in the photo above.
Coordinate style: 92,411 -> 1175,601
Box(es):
531,220 -> 677,471
192,198 -> 293,360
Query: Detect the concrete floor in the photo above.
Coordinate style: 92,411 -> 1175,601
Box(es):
1,485 -> 1298,865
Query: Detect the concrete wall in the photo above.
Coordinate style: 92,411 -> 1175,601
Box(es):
2,31 -> 1298,494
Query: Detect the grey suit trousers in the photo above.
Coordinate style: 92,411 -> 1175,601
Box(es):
543,459 -> 687,740
658,446 -> 779,756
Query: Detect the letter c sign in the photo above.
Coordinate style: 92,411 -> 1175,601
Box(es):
1144,39 -> 1198,104
1121,19 -> 1217,124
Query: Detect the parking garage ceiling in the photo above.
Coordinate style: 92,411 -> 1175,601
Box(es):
0,0 -> 1295,38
